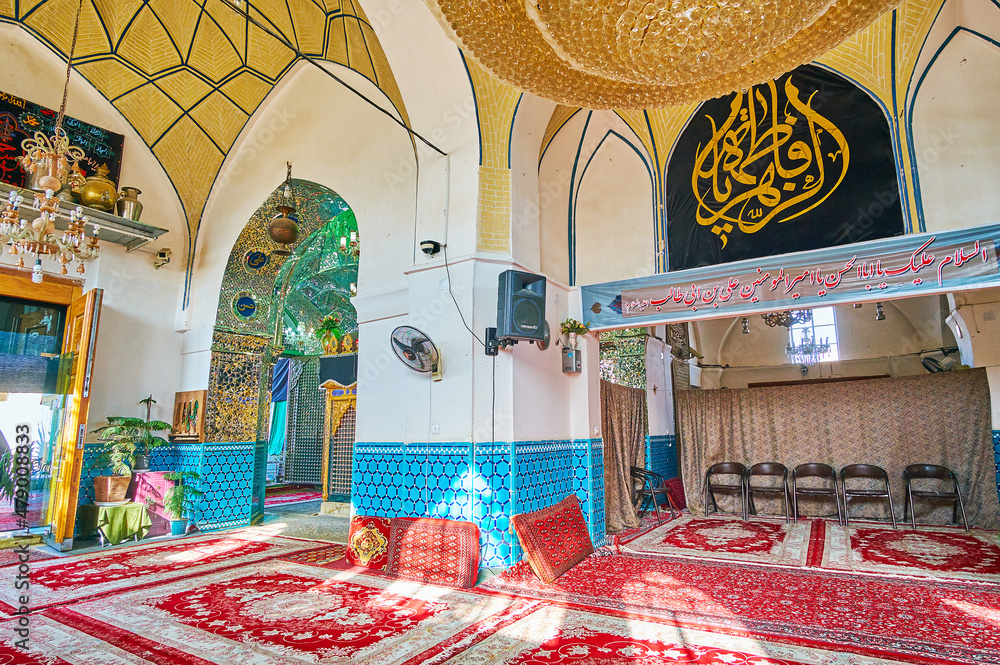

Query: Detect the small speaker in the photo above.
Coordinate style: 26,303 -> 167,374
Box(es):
496,269 -> 546,342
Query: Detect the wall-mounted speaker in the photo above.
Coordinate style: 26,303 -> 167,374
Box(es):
496,269 -> 546,342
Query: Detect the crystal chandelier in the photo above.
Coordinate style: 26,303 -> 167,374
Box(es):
1,190 -> 99,283
786,335 -> 832,365
761,310 -> 812,328
424,0 -> 897,109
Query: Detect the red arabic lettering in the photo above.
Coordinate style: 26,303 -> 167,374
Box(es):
884,237 -> 935,276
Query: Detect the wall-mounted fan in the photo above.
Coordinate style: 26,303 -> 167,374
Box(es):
390,326 -> 442,381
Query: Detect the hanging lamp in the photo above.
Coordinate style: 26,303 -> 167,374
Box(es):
269,162 -> 299,256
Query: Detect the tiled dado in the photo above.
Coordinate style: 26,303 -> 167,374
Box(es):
76,441 -> 254,536
994,431 -> 1000,501
353,439 -> 605,568
646,434 -> 678,481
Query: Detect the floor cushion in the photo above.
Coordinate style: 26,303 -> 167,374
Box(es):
665,477 -> 686,510
386,517 -> 480,588
346,516 -> 392,570
511,494 -> 594,583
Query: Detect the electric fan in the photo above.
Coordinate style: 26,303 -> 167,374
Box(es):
390,326 -> 442,381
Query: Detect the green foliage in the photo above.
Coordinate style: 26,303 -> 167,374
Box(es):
163,470 -> 204,521
0,453 -> 14,503
561,318 -> 591,335
90,399 -> 172,476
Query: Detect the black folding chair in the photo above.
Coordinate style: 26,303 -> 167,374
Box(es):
704,462 -> 748,520
903,464 -> 969,531
841,464 -> 896,529
631,467 -> 678,524
792,463 -> 843,525
748,462 -> 791,522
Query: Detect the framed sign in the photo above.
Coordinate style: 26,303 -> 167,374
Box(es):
0,91 -> 125,188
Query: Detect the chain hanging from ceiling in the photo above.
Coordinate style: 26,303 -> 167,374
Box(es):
424,0 -> 897,109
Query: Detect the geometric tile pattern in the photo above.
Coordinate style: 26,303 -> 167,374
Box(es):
353,438 -> 605,568
994,430 -> 1000,507
286,358 -> 323,483
0,1 -> 411,269
75,441 -> 253,535
647,434 -> 678,481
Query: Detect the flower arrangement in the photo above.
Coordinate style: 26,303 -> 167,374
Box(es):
560,318 -> 591,335
317,313 -> 344,353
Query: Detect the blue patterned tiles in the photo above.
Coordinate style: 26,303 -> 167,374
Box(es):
353,438 -> 606,568
994,431 -> 1000,505
648,434 -> 678,480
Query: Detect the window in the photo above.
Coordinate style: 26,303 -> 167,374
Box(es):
789,307 -> 839,362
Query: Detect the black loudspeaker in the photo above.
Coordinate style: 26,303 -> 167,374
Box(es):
497,270 -> 546,342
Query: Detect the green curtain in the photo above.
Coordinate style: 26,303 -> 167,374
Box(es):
267,400 -> 287,456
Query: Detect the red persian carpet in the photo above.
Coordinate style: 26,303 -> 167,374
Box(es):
15,560 -> 942,665
0,531 -> 327,613
821,521 -> 1000,583
0,545 -> 55,567
280,543 -> 348,566
477,553 -> 1000,664
39,560 -> 544,664
263,483 -> 323,507
621,514 -> 814,567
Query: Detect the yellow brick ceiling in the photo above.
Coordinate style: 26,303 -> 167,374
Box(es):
1,0 -> 411,258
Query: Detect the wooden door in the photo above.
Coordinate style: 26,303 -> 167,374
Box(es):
45,288 -> 102,550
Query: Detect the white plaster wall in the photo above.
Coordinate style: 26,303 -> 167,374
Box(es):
0,25 -> 186,425
510,94 -> 557,274
575,136 -> 655,285
538,112 -> 586,284
912,30 -> 1000,231
646,337 -> 674,436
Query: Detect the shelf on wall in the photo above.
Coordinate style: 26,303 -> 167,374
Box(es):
1,182 -> 168,252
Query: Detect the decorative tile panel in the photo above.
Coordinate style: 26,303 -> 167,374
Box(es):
994,430 -> 1000,506
352,438 -> 606,568
648,434 -> 678,480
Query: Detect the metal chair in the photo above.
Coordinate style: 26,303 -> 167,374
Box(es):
630,467 -> 678,524
747,462 -> 791,522
840,464 -> 896,529
903,464 -> 969,531
792,463 -> 843,525
704,462 -> 748,520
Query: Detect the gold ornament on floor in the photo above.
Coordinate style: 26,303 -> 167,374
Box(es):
423,0 -> 898,109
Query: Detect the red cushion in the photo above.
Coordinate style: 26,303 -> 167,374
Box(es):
665,477 -> 686,510
511,495 -> 594,583
346,516 -> 392,570
386,517 -> 480,588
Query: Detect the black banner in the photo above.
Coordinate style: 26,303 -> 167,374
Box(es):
666,65 -> 904,271
0,91 -> 125,189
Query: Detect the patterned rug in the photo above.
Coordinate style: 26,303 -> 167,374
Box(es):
41,560 -> 544,665
264,484 -> 323,507
280,543 -> 348,566
0,531 -> 327,613
477,554 -> 1000,664
821,522 -> 1000,584
621,514 -> 814,567
0,545 -> 55,566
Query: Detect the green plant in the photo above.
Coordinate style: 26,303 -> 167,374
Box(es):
90,396 -> 172,476
0,453 -> 14,503
560,318 -> 591,335
316,313 -> 344,340
162,470 -> 204,521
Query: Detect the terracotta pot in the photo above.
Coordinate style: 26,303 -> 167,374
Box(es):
94,475 -> 131,503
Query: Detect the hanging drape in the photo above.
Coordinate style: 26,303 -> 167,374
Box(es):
267,400 -> 287,456
676,369 -> 999,528
601,380 -> 648,533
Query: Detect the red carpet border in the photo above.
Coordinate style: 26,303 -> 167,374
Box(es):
476,554 -> 1000,664
0,531 -> 327,613
263,490 -> 323,507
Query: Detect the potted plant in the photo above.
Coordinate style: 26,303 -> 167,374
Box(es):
560,318 -> 591,349
162,470 -> 203,536
91,395 -> 171,477
316,313 -> 344,354
86,430 -> 134,503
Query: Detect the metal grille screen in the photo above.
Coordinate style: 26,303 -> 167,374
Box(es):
285,358 -> 323,483
328,406 -> 355,501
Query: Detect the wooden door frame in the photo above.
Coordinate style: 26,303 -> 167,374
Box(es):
0,266 -> 82,305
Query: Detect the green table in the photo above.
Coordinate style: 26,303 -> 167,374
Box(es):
76,503 -> 151,546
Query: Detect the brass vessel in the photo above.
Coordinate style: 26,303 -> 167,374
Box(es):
78,164 -> 118,211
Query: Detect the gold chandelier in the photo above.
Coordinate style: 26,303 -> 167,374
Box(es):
424,0 -> 897,109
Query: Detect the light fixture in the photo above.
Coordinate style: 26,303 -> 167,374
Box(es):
741,317 -> 750,335
875,302 -> 885,321
17,0 -> 86,195
0,190 -> 99,281
853,303 -> 863,308
761,310 -> 812,328
268,162 -> 299,256
424,0 -> 896,109
786,335 -> 832,365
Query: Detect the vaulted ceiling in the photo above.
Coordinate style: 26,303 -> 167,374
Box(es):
1,0 -> 411,258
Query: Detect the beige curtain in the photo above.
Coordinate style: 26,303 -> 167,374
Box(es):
601,380 -> 648,533
677,369 -> 1000,528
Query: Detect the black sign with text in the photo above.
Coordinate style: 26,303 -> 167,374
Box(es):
666,65 -> 904,271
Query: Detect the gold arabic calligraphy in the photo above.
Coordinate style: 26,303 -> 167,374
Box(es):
692,76 -> 849,249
